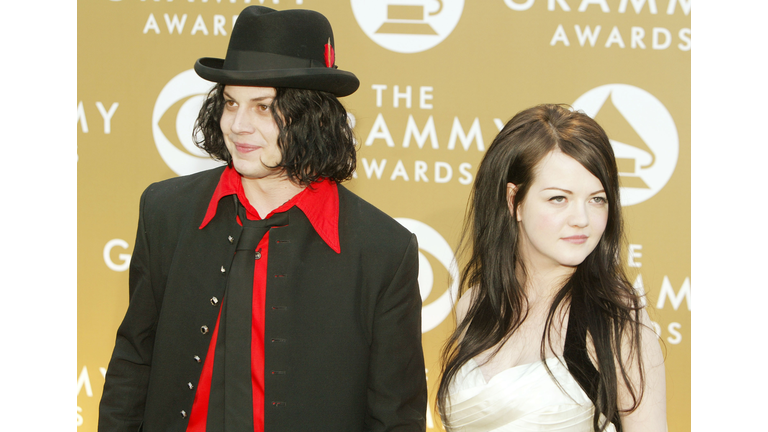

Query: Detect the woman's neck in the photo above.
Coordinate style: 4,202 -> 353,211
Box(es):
519,261 -> 575,306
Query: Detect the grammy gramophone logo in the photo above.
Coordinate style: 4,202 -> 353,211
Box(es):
595,94 -> 656,190
351,0 -> 465,53
375,3 -> 440,35
572,84 -> 679,206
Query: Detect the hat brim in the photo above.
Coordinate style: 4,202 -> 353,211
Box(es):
195,58 -> 360,97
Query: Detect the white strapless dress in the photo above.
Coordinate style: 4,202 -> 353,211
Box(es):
444,357 -> 616,432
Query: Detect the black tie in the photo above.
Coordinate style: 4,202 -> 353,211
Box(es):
207,201 -> 289,432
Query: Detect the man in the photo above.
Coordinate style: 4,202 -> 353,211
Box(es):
99,6 -> 426,432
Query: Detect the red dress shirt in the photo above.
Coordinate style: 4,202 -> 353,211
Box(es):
186,167 -> 341,432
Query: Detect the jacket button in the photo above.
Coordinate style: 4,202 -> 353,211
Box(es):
255,251 -> 262,260
188,382 -> 194,390
228,235 -> 234,244
193,355 -> 201,363
201,325 -> 209,334
210,296 -> 219,306
181,410 -> 187,418
220,266 -> 226,274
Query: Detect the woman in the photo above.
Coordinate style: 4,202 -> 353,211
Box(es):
437,105 -> 666,431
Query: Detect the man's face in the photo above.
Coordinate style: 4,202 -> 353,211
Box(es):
220,85 -> 282,181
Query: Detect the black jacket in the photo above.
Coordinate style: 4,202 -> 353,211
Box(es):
99,167 -> 427,432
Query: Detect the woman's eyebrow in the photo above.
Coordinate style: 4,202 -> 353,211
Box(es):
542,187 -> 572,194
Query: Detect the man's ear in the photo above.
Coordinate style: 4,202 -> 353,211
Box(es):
506,183 -> 521,222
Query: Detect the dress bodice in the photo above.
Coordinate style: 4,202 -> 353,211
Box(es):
444,357 -> 615,432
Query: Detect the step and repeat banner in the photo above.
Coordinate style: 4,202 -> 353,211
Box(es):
78,0 -> 690,430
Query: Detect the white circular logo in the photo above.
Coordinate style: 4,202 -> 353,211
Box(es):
351,0 -> 465,53
572,84 -> 679,206
396,218 -> 459,333
153,69 -> 225,176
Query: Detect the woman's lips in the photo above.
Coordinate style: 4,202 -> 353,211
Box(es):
562,235 -> 588,244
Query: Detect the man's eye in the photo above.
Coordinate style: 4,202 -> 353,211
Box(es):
224,100 -> 236,107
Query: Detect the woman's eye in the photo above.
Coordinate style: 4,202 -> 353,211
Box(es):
258,104 -> 270,112
592,196 -> 608,204
224,100 -> 236,108
549,196 -> 566,203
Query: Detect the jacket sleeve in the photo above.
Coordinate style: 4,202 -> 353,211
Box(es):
365,234 -> 427,432
99,188 -> 158,432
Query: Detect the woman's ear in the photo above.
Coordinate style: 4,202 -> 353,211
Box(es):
507,183 -> 521,222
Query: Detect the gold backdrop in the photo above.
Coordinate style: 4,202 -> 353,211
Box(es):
77,1 -> 690,430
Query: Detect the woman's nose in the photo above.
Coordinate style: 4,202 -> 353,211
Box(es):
568,203 -> 589,228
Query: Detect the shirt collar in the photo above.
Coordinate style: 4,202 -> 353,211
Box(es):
200,166 -> 340,254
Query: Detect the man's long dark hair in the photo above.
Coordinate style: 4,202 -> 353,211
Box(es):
437,104 -> 645,432
193,83 -> 356,185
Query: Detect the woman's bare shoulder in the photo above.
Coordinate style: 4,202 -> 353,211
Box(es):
454,287 -> 476,325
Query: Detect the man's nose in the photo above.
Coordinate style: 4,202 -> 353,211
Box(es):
230,108 -> 255,134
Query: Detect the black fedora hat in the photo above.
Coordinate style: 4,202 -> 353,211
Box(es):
195,6 -> 359,97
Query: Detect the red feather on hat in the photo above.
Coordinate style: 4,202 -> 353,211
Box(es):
324,38 -> 335,68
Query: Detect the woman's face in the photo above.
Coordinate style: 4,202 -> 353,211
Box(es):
509,149 -> 609,275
